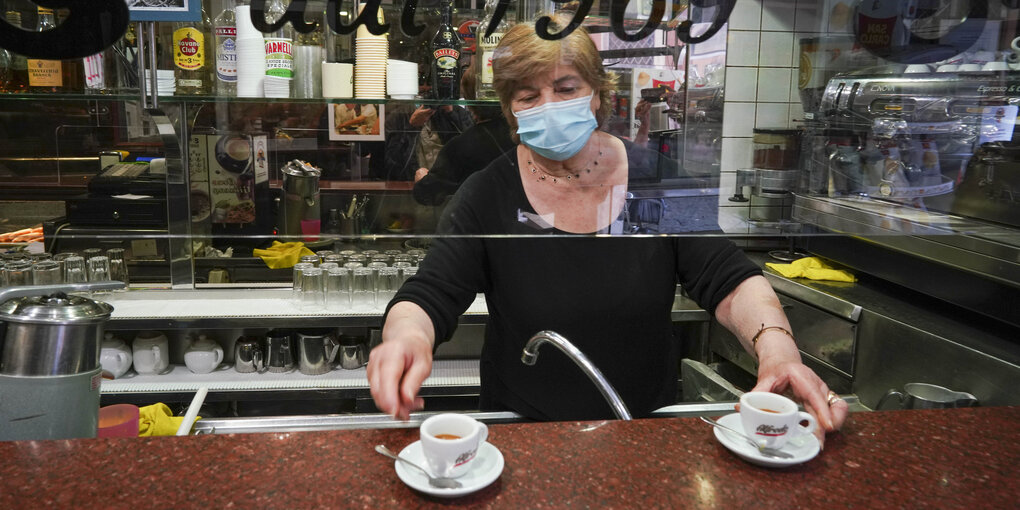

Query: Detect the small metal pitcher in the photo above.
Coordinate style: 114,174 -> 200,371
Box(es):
877,383 -> 978,410
338,335 -> 368,370
265,331 -> 295,373
234,336 -> 264,374
295,331 -> 340,375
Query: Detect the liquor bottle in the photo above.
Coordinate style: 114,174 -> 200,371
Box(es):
213,0 -> 237,97
1,11 -> 28,92
264,0 -> 295,98
475,0 -> 509,100
27,7 -> 64,92
430,0 -> 461,100
173,2 -> 213,95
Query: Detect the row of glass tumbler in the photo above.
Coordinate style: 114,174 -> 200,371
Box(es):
292,248 -> 425,311
0,248 -> 129,287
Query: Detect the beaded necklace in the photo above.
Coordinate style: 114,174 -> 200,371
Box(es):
526,134 -> 604,184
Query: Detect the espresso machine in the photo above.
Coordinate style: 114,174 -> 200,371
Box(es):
805,71 -> 1020,216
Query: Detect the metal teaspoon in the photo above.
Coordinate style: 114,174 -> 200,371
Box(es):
375,444 -> 463,489
700,416 -> 795,459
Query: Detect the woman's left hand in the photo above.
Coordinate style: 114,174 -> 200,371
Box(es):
751,357 -> 849,448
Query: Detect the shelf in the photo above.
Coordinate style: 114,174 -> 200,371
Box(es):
100,359 -> 479,396
101,288 -> 708,329
0,92 -> 501,107
102,288 -> 490,329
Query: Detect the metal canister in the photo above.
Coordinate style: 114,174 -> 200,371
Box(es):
0,283 -> 121,441
280,160 -> 323,238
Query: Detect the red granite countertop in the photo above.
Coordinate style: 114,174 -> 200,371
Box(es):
2,407 -> 1017,508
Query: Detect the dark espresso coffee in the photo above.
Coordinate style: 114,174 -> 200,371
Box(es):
434,433 -> 461,440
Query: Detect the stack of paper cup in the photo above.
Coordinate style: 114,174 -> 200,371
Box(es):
322,62 -> 354,98
386,60 -> 418,99
354,8 -> 387,99
235,5 -> 266,98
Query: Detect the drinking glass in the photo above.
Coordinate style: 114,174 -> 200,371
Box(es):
301,267 -> 325,310
401,266 -> 418,285
343,261 -> 364,270
319,262 -> 339,272
3,261 -> 32,286
339,250 -> 358,262
300,254 -> 320,267
376,267 -> 400,306
292,262 -> 315,299
317,250 -> 335,262
371,253 -> 392,265
82,248 -> 103,261
393,254 -> 413,266
351,267 -> 374,312
323,254 -> 343,266
106,248 -> 130,287
406,249 -> 426,265
367,261 -> 387,291
63,256 -> 87,284
360,249 -> 379,259
87,256 -> 111,282
31,260 -> 62,285
346,253 -> 367,266
392,261 -> 412,279
326,266 -> 351,310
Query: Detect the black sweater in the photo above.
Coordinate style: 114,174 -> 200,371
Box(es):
389,141 -> 760,421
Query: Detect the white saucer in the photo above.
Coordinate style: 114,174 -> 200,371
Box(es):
712,412 -> 820,468
394,440 -> 504,498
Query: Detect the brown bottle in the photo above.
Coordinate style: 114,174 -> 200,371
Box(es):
1,11 -> 28,92
27,7 -> 64,92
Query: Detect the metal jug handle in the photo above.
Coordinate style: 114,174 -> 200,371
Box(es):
325,336 -> 340,363
876,389 -> 904,410
253,349 -> 266,374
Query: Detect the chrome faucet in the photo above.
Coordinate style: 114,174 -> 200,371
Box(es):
521,330 -> 632,420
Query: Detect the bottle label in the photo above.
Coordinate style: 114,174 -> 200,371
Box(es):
174,27 -> 206,71
433,48 -> 460,71
265,38 -> 294,78
215,26 -> 237,82
27,59 -> 62,87
83,53 -> 105,89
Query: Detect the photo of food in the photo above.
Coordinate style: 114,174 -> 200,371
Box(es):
328,103 -> 385,141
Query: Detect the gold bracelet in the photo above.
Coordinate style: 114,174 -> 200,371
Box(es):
751,323 -> 795,349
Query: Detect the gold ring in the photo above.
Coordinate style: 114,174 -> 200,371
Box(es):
827,391 -> 841,406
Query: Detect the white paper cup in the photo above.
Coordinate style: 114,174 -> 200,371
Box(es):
236,36 -> 267,97
420,413 -> 488,478
739,391 -> 817,449
322,62 -> 354,98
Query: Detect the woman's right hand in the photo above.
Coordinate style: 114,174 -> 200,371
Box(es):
367,301 -> 436,420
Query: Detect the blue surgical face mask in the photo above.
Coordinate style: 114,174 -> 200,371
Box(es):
514,94 -> 597,161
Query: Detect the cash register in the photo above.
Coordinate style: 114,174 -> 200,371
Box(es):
43,158 -> 171,282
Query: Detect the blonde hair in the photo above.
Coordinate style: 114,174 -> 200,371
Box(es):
492,19 -> 615,143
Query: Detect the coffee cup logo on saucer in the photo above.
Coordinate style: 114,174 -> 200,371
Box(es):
739,392 -> 818,450
420,413 -> 488,478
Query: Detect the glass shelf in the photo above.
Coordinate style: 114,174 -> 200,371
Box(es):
0,91 -> 501,107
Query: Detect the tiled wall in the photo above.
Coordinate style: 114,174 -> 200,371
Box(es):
718,0 -> 832,231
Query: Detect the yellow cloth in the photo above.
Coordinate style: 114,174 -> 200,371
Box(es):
138,403 -> 200,437
253,241 -> 315,269
766,256 -> 856,283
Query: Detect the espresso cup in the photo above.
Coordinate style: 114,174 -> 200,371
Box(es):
420,413 -> 489,478
739,392 -> 817,449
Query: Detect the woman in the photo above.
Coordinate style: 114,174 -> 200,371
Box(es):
368,21 -> 847,444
